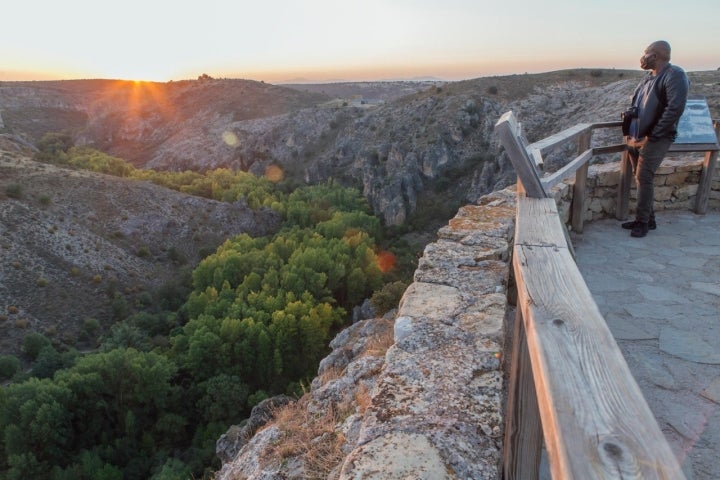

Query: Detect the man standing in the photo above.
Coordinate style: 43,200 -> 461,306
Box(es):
623,40 -> 689,237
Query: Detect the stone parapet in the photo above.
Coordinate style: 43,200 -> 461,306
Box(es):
552,157 -> 718,224
337,188 -> 517,479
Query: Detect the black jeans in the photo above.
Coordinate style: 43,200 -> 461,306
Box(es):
628,138 -> 672,223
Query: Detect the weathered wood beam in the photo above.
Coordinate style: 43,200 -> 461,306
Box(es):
669,142 -> 720,152
571,131 -> 591,233
530,148 -> 544,170
540,149 -> 593,190
514,195 -> 686,479
526,123 -> 592,156
495,112 -> 547,198
616,149 -> 633,220
591,143 -> 627,155
503,309 -> 542,480
590,121 -> 622,130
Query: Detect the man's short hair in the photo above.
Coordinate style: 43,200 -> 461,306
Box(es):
650,41 -> 671,61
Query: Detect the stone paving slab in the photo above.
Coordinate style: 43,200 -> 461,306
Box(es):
573,210 -> 720,480
701,378 -> 720,404
660,327 -> 720,364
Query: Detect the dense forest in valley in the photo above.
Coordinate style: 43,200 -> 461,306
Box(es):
0,135 -> 415,479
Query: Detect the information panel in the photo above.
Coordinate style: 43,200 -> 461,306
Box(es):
675,97 -> 718,145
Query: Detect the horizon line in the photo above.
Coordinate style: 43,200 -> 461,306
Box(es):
2,65 -> 717,85
0,66 -> 658,85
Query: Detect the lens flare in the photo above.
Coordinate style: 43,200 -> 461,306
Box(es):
265,164 -> 284,182
222,131 -> 239,147
376,251 -> 396,273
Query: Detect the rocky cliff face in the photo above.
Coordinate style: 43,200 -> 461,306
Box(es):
10,70 -> 719,226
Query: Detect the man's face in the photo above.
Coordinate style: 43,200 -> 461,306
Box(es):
640,47 -> 658,70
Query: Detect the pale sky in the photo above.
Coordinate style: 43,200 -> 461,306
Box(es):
1,0 -> 718,83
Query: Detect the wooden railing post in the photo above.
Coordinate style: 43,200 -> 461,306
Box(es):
571,131 -> 591,233
495,112 -> 548,199
695,120 -> 720,214
503,308 -> 542,480
616,145 -> 633,220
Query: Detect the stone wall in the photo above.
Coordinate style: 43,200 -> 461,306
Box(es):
337,188 -> 517,479
551,156 -> 719,226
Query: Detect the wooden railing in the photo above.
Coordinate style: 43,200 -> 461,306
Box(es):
494,111 -> 719,480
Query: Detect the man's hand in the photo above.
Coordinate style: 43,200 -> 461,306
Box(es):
627,136 -> 649,148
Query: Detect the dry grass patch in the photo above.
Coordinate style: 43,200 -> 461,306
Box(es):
354,383 -> 372,415
361,327 -> 395,358
257,323 -> 392,478
262,395 -> 350,479
317,364 -> 343,386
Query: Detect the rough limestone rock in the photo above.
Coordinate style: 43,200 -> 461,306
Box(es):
215,395 -> 293,464
341,432 -> 453,480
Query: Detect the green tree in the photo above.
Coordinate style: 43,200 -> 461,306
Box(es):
22,333 -> 52,360
30,345 -> 72,379
371,280 -> 409,315
35,132 -> 74,163
185,323 -> 223,381
0,355 -> 20,380
66,147 -> 134,177
100,323 -> 151,352
150,457 -> 192,480
53,348 -> 180,464
1,378 -> 74,476
195,374 -> 250,424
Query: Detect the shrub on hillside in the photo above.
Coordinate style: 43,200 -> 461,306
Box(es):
35,131 -> 74,162
0,354 -> 20,380
81,317 -> 100,339
66,147 -> 135,177
5,183 -> 23,199
22,333 -> 52,360
370,280 -> 408,315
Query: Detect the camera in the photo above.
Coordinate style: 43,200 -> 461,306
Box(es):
621,106 -> 638,135
622,106 -> 638,119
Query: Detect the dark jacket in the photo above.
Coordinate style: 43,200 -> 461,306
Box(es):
632,64 -> 689,141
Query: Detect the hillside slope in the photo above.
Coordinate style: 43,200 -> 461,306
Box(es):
2,70 -> 718,226
0,145 -> 280,356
